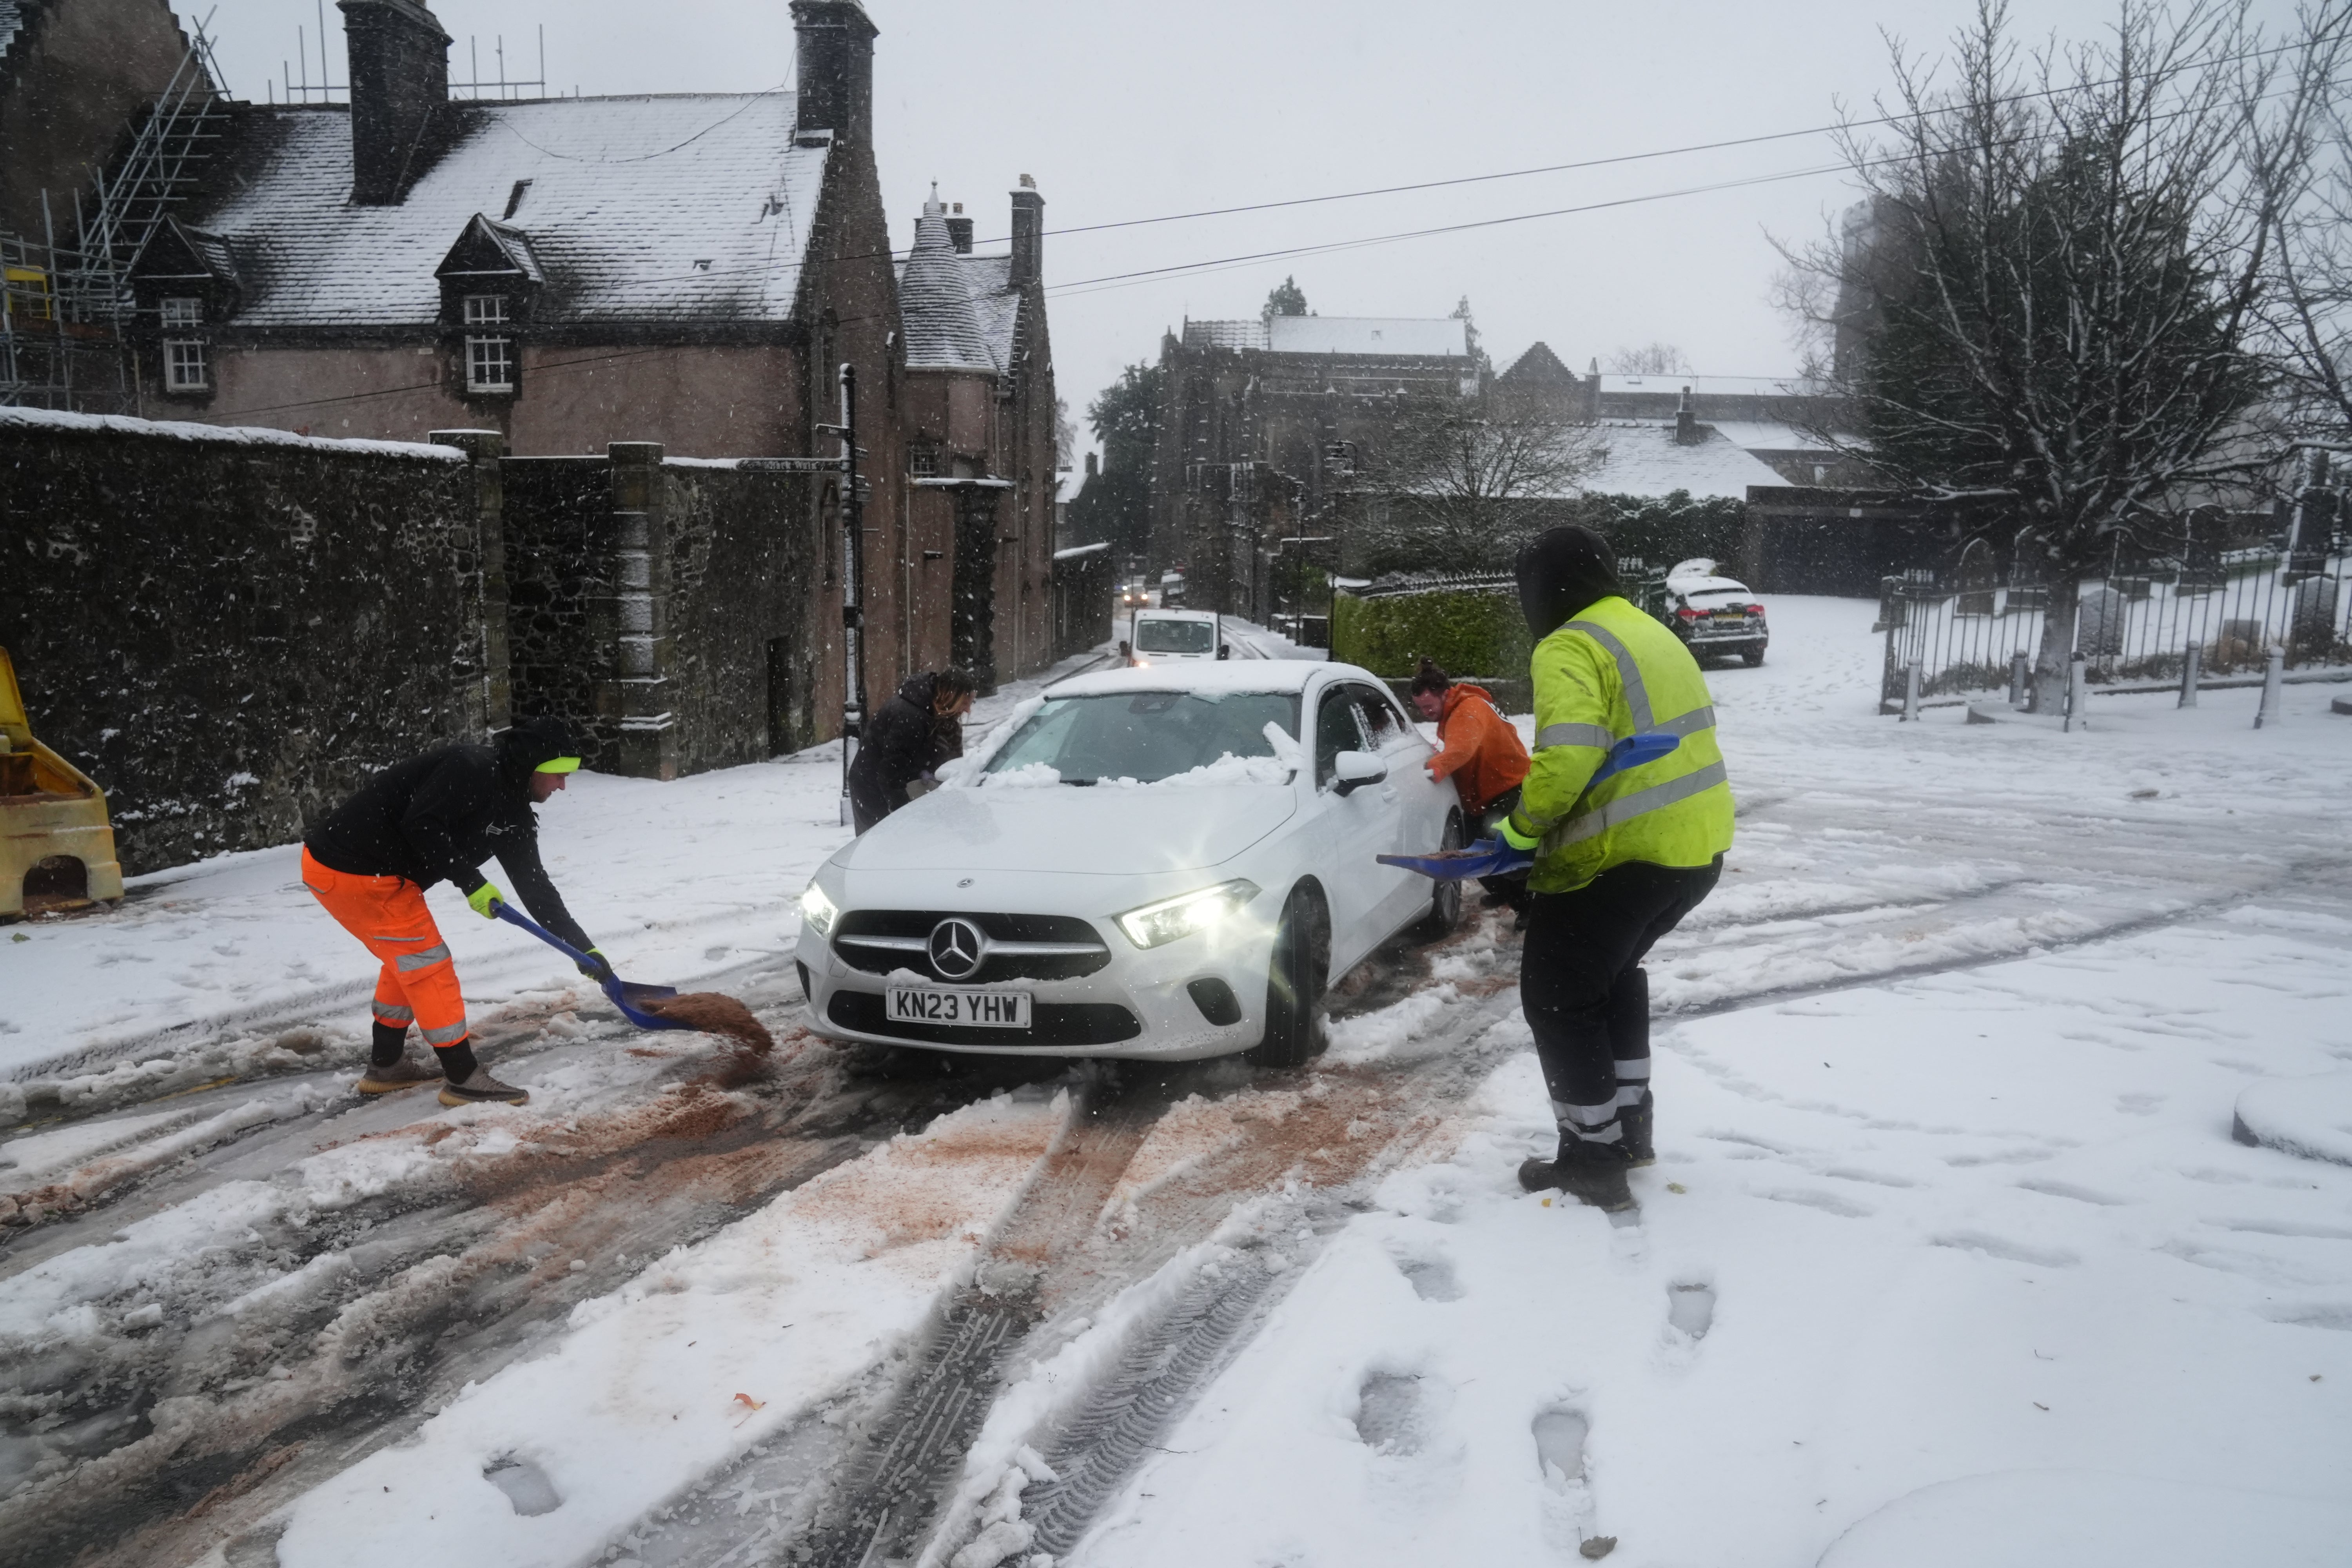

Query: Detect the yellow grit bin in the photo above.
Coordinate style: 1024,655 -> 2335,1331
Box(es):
0,647 -> 124,919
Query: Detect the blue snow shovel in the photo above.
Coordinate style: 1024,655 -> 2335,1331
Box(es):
1377,732 -> 1683,880
489,900 -> 697,1033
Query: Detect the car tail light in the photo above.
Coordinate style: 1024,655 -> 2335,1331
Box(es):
1747,604 -> 1764,615
1675,606 -> 1703,619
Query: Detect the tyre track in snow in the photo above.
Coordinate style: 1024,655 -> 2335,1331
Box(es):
0,962 -> 1076,1568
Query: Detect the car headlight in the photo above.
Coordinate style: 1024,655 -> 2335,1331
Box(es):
1115,879 -> 1260,949
799,881 -> 839,937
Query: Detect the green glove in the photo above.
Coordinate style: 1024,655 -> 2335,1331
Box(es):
577,948 -> 613,983
467,881 -> 505,919
1497,816 -> 1543,852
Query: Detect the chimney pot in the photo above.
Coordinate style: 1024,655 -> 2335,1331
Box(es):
338,0 -> 452,205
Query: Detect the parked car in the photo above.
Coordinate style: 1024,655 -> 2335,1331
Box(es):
1660,558 -> 1768,666
1121,608 -> 1227,666
1118,579 -> 1151,610
795,662 -> 1463,1065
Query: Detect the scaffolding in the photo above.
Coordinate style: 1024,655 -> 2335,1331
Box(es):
0,24 -> 224,410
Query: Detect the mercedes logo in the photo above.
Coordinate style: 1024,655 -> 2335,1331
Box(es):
927,917 -> 986,980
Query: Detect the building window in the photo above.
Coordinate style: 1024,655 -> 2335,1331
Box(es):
159,296 -> 202,327
909,442 -> 938,477
463,294 -> 509,326
163,338 -> 208,391
466,334 -> 516,393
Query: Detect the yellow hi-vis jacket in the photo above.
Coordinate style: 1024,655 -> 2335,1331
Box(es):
1500,595 -> 1734,893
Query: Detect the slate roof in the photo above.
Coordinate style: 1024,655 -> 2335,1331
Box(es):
1530,421 -> 1791,501
183,94 -> 828,327
1181,315 -> 1470,358
897,194 -> 1022,374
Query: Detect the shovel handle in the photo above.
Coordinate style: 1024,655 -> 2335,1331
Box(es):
490,900 -> 595,967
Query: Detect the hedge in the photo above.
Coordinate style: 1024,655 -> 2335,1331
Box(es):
1332,581 -> 1530,681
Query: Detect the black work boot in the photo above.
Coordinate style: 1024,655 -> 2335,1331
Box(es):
357,1021 -> 444,1094
1610,967 -> 1654,1167
1519,1139 -> 1636,1212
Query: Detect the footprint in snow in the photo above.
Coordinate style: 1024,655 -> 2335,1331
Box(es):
1532,1406 -> 1601,1554
1388,1248 -> 1465,1302
1354,1372 -> 1440,1457
483,1455 -> 563,1516
1753,1187 -> 1875,1219
1666,1281 -> 1716,1340
1930,1230 -> 2079,1269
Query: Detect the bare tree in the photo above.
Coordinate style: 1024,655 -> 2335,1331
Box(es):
1604,342 -> 1694,376
2252,6 -> 2352,440
1779,0 -> 2317,711
1359,395 -> 1605,573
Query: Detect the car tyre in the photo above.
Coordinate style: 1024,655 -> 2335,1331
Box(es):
1742,645 -> 1766,666
1414,809 -> 1465,938
1248,884 -> 1331,1069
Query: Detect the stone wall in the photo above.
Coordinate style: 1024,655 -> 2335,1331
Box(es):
501,450 -> 826,777
0,409 -> 488,872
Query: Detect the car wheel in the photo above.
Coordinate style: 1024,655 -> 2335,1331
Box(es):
1742,645 -> 1766,666
1415,809 -> 1464,938
1248,884 -> 1331,1069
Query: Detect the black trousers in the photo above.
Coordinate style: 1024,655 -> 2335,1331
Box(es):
1521,856 -> 1721,1143
847,771 -> 901,835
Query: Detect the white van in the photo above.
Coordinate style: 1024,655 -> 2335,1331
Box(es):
1121,608 -> 1228,666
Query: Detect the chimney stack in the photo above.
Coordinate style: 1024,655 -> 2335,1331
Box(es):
1009,174 -> 1043,287
946,201 -> 973,255
791,0 -> 877,151
338,0 -> 451,206
1675,385 -> 1700,445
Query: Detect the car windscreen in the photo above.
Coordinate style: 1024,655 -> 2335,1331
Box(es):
983,690 -> 1299,784
1133,618 -> 1216,653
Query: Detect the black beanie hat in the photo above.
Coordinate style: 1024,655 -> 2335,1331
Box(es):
498,716 -> 579,784
1515,526 -> 1623,638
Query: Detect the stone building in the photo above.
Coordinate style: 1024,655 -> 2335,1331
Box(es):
0,0 -> 200,243
7,0 -> 1071,720
1148,313 -> 1477,613
895,184 -> 1057,690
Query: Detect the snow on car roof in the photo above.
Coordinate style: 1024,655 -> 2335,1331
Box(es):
1048,661 -> 1346,699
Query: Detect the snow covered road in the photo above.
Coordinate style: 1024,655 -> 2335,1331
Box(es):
2,599 -> 2348,1567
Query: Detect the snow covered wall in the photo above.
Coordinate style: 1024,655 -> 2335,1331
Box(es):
0,407 -> 486,872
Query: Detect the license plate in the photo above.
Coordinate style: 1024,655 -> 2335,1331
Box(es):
886,986 -> 1032,1029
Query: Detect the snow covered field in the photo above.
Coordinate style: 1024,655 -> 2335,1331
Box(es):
2,600 -> 2348,1567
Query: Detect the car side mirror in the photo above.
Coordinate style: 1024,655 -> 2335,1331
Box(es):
1332,750 -> 1387,797
1217,644 -> 1232,661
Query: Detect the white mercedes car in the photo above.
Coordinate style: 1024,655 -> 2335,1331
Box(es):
795,662 -> 1463,1064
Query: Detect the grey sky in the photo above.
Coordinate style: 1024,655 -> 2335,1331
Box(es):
190,1 -> 2298,462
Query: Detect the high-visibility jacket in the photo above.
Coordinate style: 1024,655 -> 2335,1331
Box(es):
1502,595 -> 1733,893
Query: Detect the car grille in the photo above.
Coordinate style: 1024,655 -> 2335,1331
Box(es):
826,991 -> 1141,1047
831,909 -> 1114,983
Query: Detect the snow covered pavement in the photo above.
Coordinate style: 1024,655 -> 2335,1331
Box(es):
2,599 -> 2349,1567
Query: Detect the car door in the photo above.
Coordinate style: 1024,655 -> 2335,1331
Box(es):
1304,681 -> 1397,971
1341,682 -> 1446,933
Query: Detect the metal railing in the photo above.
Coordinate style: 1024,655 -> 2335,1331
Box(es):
1879,541 -> 2351,711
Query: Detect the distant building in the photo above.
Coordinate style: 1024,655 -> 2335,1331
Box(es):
1149,312 -> 1478,613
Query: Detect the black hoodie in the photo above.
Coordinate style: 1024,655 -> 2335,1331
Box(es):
303,717 -> 593,950
848,672 -> 965,808
1515,526 -> 1626,640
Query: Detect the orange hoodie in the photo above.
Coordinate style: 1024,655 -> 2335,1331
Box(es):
1426,683 -> 1531,813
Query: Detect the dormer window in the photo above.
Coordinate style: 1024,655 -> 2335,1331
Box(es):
463,294 -> 516,393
